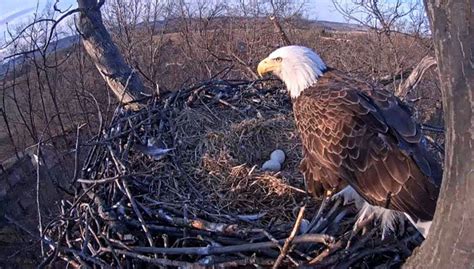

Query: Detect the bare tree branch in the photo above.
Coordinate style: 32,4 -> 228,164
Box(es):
395,55 -> 437,98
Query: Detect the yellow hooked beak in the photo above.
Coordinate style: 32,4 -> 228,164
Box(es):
257,57 -> 282,77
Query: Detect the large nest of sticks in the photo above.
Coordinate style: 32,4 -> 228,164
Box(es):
45,80 -> 423,268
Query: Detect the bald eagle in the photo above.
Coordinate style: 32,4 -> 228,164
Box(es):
257,46 -> 441,237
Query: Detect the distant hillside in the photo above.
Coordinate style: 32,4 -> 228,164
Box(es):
0,18 -> 364,78
0,35 -> 79,78
308,20 -> 367,32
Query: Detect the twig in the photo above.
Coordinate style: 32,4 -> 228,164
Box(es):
156,209 -> 243,236
123,179 -> 156,249
308,239 -> 344,265
100,248 -> 204,268
425,135 -> 445,154
230,52 -> 259,79
421,123 -> 444,133
117,234 -> 333,256
339,247 -> 396,268
201,256 -> 275,267
304,196 -> 331,233
36,141 -> 44,256
107,146 -> 155,250
77,173 -> 146,184
72,123 -> 87,184
273,206 -> 306,268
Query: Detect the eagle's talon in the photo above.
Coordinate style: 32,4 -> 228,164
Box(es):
381,227 -> 395,241
345,210 -> 376,247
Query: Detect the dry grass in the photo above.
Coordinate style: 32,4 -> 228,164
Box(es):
113,79 -> 309,224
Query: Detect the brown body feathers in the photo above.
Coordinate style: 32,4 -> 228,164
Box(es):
294,69 -> 442,221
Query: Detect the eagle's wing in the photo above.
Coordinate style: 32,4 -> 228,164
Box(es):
295,71 -> 441,220
295,88 -> 353,197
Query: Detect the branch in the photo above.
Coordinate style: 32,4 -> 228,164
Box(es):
396,56 -> 437,98
378,69 -> 413,85
100,248 -> 204,268
273,206 -> 306,268
107,234 -> 334,256
77,0 -> 149,110
230,52 -> 259,80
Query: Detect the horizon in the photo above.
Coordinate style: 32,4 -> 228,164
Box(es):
0,0 -> 347,45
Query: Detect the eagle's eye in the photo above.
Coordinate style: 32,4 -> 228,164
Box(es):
274,57 -> 282,62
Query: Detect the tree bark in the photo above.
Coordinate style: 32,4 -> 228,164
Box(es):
404,1 -> 474,268
77,0 -> 148,110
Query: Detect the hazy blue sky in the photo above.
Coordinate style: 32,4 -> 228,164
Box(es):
0,0 -> 346,43
0,0 -> 76,40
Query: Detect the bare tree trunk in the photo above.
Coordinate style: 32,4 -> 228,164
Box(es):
77,0 -> 148,110
404,1 -> 473,268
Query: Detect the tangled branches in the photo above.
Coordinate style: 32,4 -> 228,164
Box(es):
42,80 -> 423,268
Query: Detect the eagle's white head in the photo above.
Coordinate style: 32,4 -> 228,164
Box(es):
257,46 -> 327,98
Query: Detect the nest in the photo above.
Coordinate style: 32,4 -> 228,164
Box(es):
44,79 -> 423,268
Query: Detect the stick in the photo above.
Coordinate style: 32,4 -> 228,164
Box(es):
120,169 -> 154,249
110,234 -> 333,256
273,206 -> 306,268
155,209 -> 242,235
72,123 -> 86,184
304,195 -> 331,233
100,248 -> 204,268
201,256 -> 275,267
36,141 -> 44,256
308,240 -> 343,265
396,56 -> 437,98
77,173 -> 146,184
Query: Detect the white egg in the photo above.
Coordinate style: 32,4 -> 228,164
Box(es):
262,159 -> 281,172
270,149 -> 285,164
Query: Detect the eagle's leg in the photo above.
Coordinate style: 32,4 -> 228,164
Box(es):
346,210 -> 375,249
354,209 -> 376,235
331,186 -> 362,206
332,186 -> 401,241
356,202 -> 402,240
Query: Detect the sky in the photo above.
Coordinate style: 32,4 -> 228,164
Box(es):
0,0 -> 76,45
0,0 -> 77,47
0,0 -> 76,26
0,0 -> 347,32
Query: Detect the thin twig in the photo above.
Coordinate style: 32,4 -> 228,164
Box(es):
273,206 -> 306,268
36,142 -> 44,256
77,173 -> 147,184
